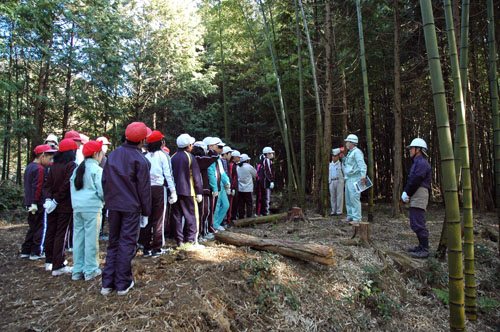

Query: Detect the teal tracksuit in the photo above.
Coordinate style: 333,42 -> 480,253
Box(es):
213,159 -> 230,229
342,147 -> 367,221
70,158 -> 104,279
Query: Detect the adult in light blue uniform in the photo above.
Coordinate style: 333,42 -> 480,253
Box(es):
341,134 -> 367,222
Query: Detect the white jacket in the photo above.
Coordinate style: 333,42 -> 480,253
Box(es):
145,150 -> 176,192
238,163 -> 257,192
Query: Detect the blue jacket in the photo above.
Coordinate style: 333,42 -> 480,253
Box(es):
102,143 -> 152,216
171,148 -> 203,197
404,154 -> 431,196
23,162 -> 47,206
342,147 -> 367,180
70,158 -> 104,213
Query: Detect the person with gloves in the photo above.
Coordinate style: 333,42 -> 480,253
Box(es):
329,148 -> 344,216
20,144 -> 56,260
101,122 -> 151,296
256,147 -> 275,216
43,138 -> 78,276
69,140 -> 105,281
170,133 -> 204,249
140,130 -> 176,258
401,138 -> 431,259
341,134 -> 367,224
237,154 -> 257,218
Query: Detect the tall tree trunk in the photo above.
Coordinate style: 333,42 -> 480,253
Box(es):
420,1 -> 465,330
444,0 -> 476,320
392,0 -> 403,217
324,0 -> 333,212
298,0 -> 325,213
218,0 -> 229,142
295,0 -> 306,206
62,23 -> 75,133
355,0 -> 374,221
2,21 -> 14,180
257,0 -> 294,206
487,0 -> 500,256
342,68 -> 349,139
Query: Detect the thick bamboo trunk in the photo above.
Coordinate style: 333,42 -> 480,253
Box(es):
215,231 -> 334,266
232,213 -> 287,227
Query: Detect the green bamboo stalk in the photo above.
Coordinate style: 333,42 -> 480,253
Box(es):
355,0 -> 374,222
297,0 -> 325,212
256,0 -> 294,205
419,1 -> 465,331
459,0 -> 470,108
444,0 -> 476,321
218,0 -> 229,141
487,0 -> 500,257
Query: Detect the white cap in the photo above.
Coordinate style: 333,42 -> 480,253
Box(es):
344,134 -> 358,144
332,148 -> 341,156
222,146 -> 233,154
240,154 -> 250,162
262,147 -> 274,154
232,150 -> 241,157
44,134 -> 59,145
194,141 -> 207,153
176,133 -> 195,148
208,137 -> 225,147
202,137 -> 213,145
97,136 -> 111,145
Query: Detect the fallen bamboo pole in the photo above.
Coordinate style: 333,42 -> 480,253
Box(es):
232,213 -> 287,227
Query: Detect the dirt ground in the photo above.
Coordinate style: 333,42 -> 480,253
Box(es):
0,203 -> 499,332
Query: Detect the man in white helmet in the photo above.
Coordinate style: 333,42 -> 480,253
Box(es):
401,138 -> 431,258
44,134 -> 59,150
341,134 -> 367,223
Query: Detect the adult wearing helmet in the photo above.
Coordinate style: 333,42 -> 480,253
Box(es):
341,134 -> 367,223
401,138 -> 431,258
44,134 -> 59,150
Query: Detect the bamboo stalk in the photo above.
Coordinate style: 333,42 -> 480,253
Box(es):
419,1 -> 465,330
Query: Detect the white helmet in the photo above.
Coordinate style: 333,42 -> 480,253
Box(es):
408,138 -> 427,150
44,134 -> 59,145
262,147 -> 274,154
344,134 -> 358,144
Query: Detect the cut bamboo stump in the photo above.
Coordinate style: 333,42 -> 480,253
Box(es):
215,231 -> 334,266
232,213 -> 287,227
285,207 -> 311,223
350,222 -> 370,246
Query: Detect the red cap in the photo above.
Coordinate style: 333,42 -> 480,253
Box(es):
162,147 -> 170,154
64,130 -> 81,141
82,140 -> 103,157
125,122 -> 148,142
34,144 -> 57,154
147,130 -> 164,143
59,138 -> 78,152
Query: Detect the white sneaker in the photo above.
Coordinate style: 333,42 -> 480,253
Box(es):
117,281 -> 134,296
205,233 -> 215,241
101,287 -> 113,295
52,266 -> 72,276
29,253 -> 45,260
45,263 -> 53,271
216,226 -> 225,231
20,254 -> 30,259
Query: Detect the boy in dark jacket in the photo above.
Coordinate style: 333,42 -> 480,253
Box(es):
101,122 -> 151,296
21,144 -> 56,260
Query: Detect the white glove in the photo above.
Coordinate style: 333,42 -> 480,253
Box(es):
401,192 -> 410,203
28,203 -> 38,215
225,187 -> 232,195
224,182 -> 231,190
43,199 -> 57,214
140,216 -> 148,228
270,182 -> 275,190
231,189 -> 235,196
196,194 -> 202,203
212,191 -> 219,197
169,192 -> 178,204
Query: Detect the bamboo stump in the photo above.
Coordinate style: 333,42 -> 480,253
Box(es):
215,231 -> 334,266
350,222 -> 370,246
285,207 -> 311,223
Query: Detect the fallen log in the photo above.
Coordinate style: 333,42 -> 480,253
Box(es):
232,213 -> 287,227
215,231 -> 334,266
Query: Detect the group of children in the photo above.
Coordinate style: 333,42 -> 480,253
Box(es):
20,121 -> 275,295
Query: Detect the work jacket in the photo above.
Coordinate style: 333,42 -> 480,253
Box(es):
342,147 -> 367,180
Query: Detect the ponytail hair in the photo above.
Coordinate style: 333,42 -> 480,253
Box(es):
74,159 -> 87,190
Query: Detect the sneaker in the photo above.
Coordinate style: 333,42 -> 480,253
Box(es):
143,250 -> 152,258
52,266 -> 72,276
198,236 -> 207,243
67,247 -> 73,252
85,269 -> 102,281
20,253 -> 30,259
101,287 -> 113,295
205,233 -> 215,241
45,263 -> 53,271
72,272 -> 84,280
151,250 -> 163,258
407,245 -> 421,253
409,248 -> 429,259
216,226 -> 225,231
117,281 -> 134,296
341,218 -> 353,222
29,253 -> 45,260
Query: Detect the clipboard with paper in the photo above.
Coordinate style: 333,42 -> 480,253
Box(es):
354,176 -> 373,193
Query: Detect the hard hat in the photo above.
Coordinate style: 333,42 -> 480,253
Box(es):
262,147 -> 274,154
222,146 -> 233,154
44,134 -> 59,145
407,138 -> 427,150
332,148 -> 341,156
344,134 -> 358,144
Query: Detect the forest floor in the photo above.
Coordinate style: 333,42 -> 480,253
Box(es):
0,202 -> 499,332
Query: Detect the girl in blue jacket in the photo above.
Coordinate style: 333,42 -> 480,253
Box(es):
70,140 -> 105,281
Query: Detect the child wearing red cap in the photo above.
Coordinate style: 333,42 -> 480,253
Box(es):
101,122 -> 151,296
43,138 -> 78,275
64,130 -> 84,165
139,130 -> 176,257
70,140 -> 105,281
20,145 -> 57,260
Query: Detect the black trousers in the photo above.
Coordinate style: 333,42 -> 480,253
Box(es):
238,192 -> 253,219
21,208 -> 45,255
